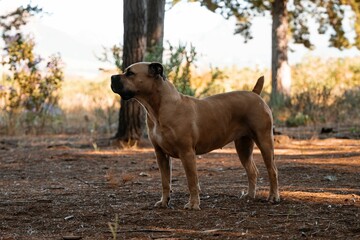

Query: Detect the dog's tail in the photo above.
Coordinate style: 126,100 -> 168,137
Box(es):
252,76 -> 264,95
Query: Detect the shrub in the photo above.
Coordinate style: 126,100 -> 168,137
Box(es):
0,5 -> 64,134
279,56 -> 360,126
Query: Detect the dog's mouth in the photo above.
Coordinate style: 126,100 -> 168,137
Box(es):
111,84 -> 119,94
111,86 -> 135,100
111,75 -> 135,100
119,90 -> 135,100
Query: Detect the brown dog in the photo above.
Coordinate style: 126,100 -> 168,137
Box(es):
111,62 -> 280,210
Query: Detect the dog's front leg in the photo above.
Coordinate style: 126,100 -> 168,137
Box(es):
180,151 -> 201,210
154,147 -> 172,208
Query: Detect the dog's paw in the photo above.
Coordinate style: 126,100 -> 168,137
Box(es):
267,193 -> 280,203
184,202 -> 201,210
154,200 -> 168,208
240,191 -> 256,200
154,198 -> 170,208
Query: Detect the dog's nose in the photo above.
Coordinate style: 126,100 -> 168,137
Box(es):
111,74 -> 123,93
111,75 -> 118,83
111,75 -> 121,85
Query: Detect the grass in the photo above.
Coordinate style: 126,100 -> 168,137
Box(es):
59,74 -> 120,135
108,214 -> 119,240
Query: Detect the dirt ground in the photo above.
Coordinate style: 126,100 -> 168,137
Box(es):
1,133 -> 360,240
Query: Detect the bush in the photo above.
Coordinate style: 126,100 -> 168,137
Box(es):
0,5 -> 64,134
334,86 -> 360,122
278,56 -> 360,126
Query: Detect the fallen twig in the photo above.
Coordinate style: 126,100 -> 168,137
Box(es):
73,177 -> 99,188
267,213 -> 302,217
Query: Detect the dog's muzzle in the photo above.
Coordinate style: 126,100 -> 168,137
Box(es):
111,75 -> 123,93
111,74 -> 135,100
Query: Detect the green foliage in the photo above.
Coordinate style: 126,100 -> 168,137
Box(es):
173,0 -> 360,113
334,86 -> 360,122
101,42 -> 225,97
145,42 -> 227,97
285,112 -> 310,127
163,42 -> 197,96
176,0 -> 360,49
0,4 -> 64,134
288,0 -> 356,49
289,85 -> 332,125
143,41 -> 198,95
350,125 -> 360,134
145,44 -> 164,63
196,66 -> 227,97
281,56 -> 360,126
97,45 -> 123,72
0,5 -> 42,34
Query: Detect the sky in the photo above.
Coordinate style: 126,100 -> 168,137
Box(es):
0,0 -> 359,78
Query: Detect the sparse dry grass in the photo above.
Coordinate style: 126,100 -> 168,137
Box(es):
59,75 -> 120,135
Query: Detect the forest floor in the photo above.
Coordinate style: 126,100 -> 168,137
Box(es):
0,130 -> 360,239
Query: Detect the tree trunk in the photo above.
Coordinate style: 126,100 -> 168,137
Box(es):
116,99 -> 146,144
271,0 -> 291,107
146,0 -> 166,62
114,0 -> 147,144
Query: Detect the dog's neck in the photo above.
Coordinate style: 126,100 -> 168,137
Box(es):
135,81 -> 181,123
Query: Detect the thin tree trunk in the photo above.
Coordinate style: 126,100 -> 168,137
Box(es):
116,100 -> 146,143
122,0 -> 147,73
115,0 -> 147,144
271,0 -> 291,106
146,0 -> 166,62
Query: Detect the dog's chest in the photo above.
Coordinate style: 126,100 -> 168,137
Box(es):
150,124 -> 179,157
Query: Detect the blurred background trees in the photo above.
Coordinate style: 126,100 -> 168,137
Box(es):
0,1 -> 359,138
115,0 -> 360,144
177,0 -> 360,108
0,5 -> 64,134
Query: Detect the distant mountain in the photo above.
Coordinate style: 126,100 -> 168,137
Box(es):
31,21 -> 113,78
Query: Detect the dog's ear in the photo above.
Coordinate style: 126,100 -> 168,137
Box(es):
149,62 -> 166,80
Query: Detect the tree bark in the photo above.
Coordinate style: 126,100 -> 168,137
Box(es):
114,0 -> 147,143
271,0 -> 291,106
146,0 -> 166,62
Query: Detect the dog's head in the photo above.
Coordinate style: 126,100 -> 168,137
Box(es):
111,62 -> 165,100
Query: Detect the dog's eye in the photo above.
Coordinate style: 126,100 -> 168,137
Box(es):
125,71 -> 135,77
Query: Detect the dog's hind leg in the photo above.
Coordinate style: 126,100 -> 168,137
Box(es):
254,132 -> 280,203
154,147 -> 172,208
235,137 -> 258,199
